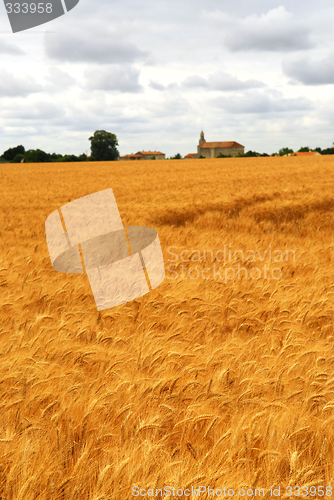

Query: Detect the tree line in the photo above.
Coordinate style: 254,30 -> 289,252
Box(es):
0,130 -> 119,163
1,131 -> 334,163
277,145 -> 334,156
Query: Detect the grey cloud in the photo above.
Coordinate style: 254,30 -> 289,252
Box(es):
151,72 -> 265,92
210,90 -> 314,114
1,0 -> 332,159
149,81 -> 178,91
45,67 -> 77,89
146,97 -> 190,118
203,6 -> 314,52
0,70 -> 42,97
0,39 -> 25,55
282,52 -> 334,85
183,75 -> 208,88
28,110 -> 149,134
183,72 -> 265,91
44,26 -> 149,64
3,100 -> 62,120
208,73 -> 266,90
149,81 -> 167,91
84,66 -> 143,93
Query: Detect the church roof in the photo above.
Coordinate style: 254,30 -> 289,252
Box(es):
201,141 -> 244,149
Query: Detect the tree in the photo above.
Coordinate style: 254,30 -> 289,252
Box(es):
244,150 -> 261,157
2,145 -> 25,161
171,153 -> 182,159
279,147 -> 294,156
24,149 -> 50,163
49,153 -> 63,161
322,146 -> 334,155
298,146 -> 310,152
60,154 -> 85,162
12,153 -> 25,163
89,130 -> 119,161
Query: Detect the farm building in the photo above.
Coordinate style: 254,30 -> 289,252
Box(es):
119,154 -> 143,161
119,150 -> 165,161
195,131 -> 244,158
184,153 -> 197,159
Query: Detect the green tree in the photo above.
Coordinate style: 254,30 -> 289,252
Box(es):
322,147 -> 334,155
2,145 -> 25,161
298,146 -> 310,152
89,130 -> 119,161
278,147 -> 294,156
24,149 -> 50,163
171,153 -> 182,159
12,153 -> 25,163
61,154 -> 83,162
244,150 -> 261,157
49,153 -> 63,161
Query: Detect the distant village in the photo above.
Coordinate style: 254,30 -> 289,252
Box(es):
119,131 -> 323,160
1,130 -> 332,164
119,131 -> 245,160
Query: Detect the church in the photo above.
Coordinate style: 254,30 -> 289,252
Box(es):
190,131 -> 244,158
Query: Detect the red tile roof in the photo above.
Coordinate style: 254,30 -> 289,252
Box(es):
120,154 -> 143,158
201,141 -> 244,149
137,151 -> 164,156
184,153 -> 197,158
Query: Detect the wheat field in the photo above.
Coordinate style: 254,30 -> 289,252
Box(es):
1,155 -> 334,499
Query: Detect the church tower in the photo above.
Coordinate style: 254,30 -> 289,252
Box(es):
197,131 -> 205,157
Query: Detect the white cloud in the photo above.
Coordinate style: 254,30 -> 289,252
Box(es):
202,6 -> 314,52
183,72 -> 266,91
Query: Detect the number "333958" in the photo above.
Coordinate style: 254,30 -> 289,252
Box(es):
5,3 -> 53,14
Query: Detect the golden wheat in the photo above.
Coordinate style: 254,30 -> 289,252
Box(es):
0,156 -> 334,498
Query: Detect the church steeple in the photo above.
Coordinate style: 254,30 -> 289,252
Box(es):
197,131 -> 205,157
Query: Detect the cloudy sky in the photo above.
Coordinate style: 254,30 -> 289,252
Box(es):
0,0 -> 333,157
